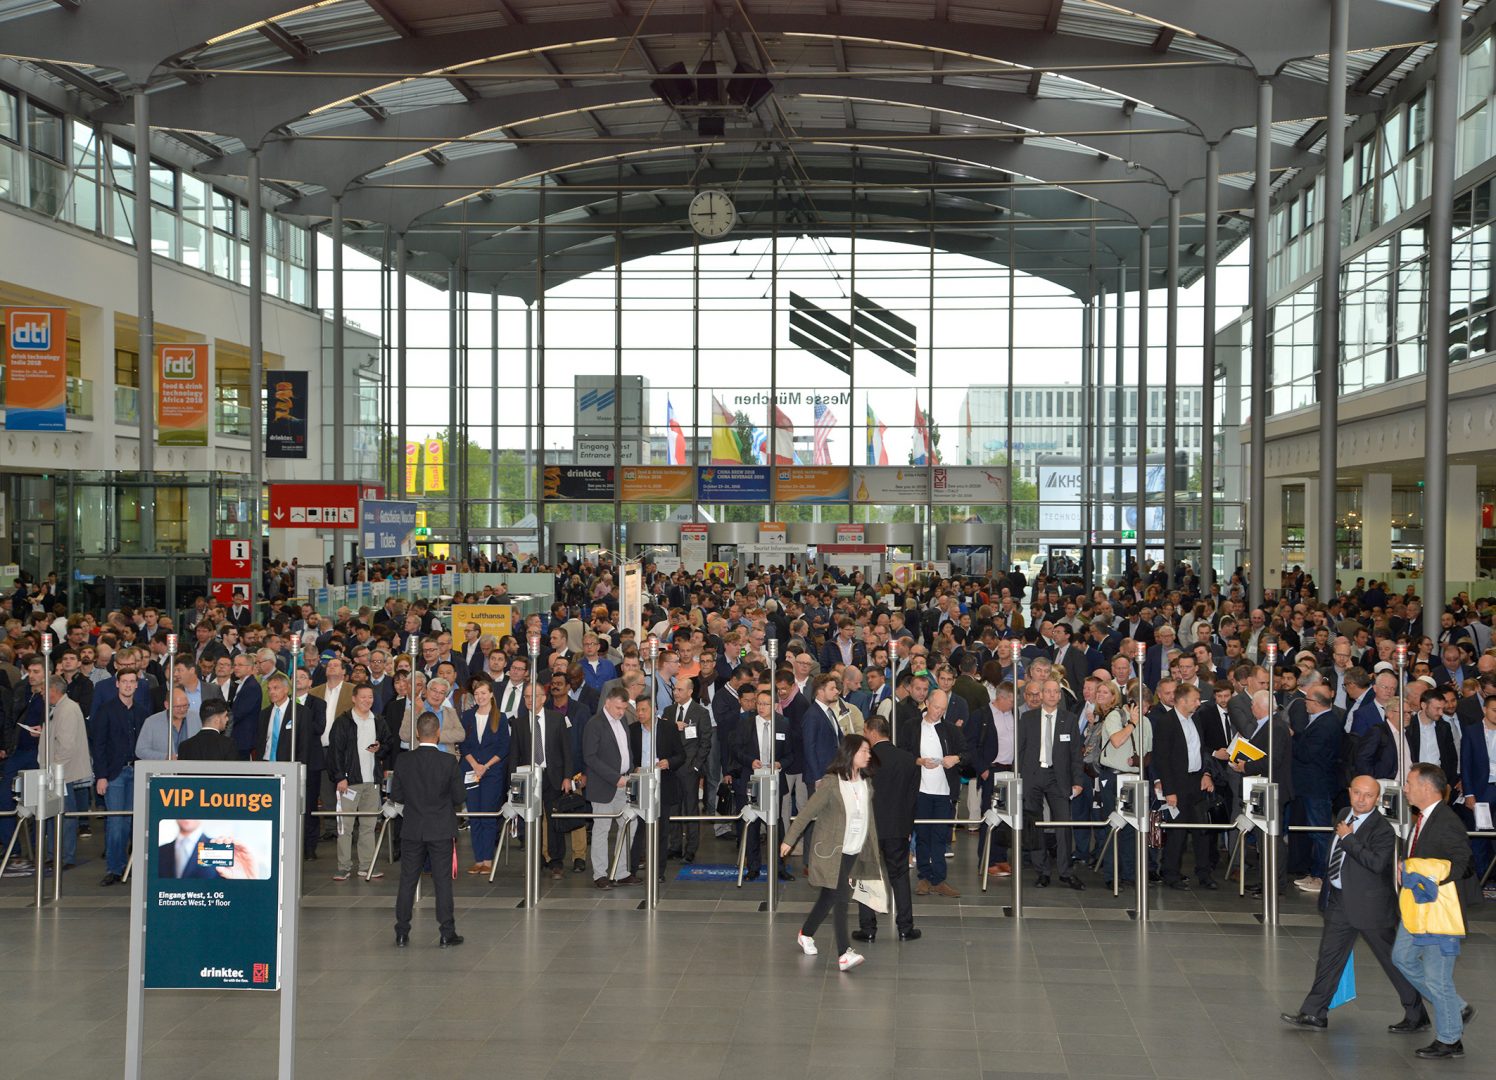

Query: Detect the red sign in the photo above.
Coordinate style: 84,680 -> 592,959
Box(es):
211,538 -> 251,580
211,581 -> 253,608
1484,504 -> 1494,529
269,482 -> 362,529
817,544 -> 886,554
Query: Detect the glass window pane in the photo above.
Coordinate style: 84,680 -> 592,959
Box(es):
26,102 -> 63,160
0,88 -> 17,143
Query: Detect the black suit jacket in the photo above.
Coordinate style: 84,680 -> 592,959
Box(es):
1404,720 -> 1460,788
869,740 -> 918,839
1408,800 -> 1476,910
895,717 -> 968,795
176,728 -> 240,762
1319,808 -> 1401,930
1015,707 -> 1085,791
630,719 -> 687,805
260,697 -> 325,766
1153,708 -> 1208,805
391,744 -> 466,841
512,705 -> 577,793
730,713 -> 791,779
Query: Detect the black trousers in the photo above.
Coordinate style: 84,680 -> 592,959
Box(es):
978,770 -> 1013,866
1022,772 -> 1072,876
803,851 -> 858,956
1160,792 -> 1215,884
301,770 -> 321,855
631,800 -> 676,875
670,767 -> 703,857
394,837 -> 456,938
857,835 -> 914,936
1299,888 -> 1422,1021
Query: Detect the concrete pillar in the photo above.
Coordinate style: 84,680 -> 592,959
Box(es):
1361,473 -> 1393,579
1262,478 -> 1285,594
1301,477 -> 1320,584
1447,464 -> 1478,583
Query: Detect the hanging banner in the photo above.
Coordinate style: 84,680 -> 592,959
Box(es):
679,523 -> 708,571
931,465 -> 1010,504
360,499 -> 419,558
3,306 -> 68,431
544,465 -> 615,501
143,772 -> 283,990
835,524 -> 865,545
851,466 -> 928,503
698,465 -> 770,503
773,466 -> 849,504
404,442 -> 421,494
157,343 -> 210,447
264,370 -> 308,459
620,466 -> 694,503
423,438 -> 447,493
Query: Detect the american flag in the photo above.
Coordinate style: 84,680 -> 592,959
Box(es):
813,403 -> 836,465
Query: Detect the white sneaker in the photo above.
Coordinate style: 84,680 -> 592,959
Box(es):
796,932 -> 818,955
838,949 -> 865,972
1295,877 -> 1323,893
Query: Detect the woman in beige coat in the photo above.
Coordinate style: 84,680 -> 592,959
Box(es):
780,734 -> 887,971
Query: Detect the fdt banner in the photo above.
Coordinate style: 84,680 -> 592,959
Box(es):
3,306 -> 68,431
264,370 -> 308,459
144,773 -> 283,990
157,343 -> 210,447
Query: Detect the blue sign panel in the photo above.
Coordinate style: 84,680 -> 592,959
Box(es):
360,499 -> 419,557
697,465 -> 770,503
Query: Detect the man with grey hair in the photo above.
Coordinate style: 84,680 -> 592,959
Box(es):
1231,688 -> 1293,898
403,676 -> 464,755
135,687 -> 201,761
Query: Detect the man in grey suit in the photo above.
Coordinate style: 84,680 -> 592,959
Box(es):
581,686 -> 638,889
1017,676 -> 1087,890
664,676 -> 713,863
1226,661 -> 1268,737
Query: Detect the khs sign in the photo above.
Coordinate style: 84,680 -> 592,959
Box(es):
162,347 -> 198,379
8,310 -> 53,351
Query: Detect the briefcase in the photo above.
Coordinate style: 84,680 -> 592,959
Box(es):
715,780 -> 735,816
554,792 -> 589,832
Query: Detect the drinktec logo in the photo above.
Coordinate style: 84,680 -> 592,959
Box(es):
200,966 -> 246,979
8,310 -> 52,351
162,347 -> 198,380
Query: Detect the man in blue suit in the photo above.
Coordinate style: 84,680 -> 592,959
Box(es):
798,674 -> 846,874
1289,683 -> 1345,891
818,618 -> 866,672
159,820 -> 227,879
1459,695 -> 1496,881
226,653 -> 265,759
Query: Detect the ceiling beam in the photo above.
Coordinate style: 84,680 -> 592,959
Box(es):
36,60 -> 123,104
257,23 -> 314,61
363,0 -> 414,37
1044,0 -> 1063,35
1294,43 -> 1419,150
51,0 -> 80,11
1152,27 -> 1175,53
169,130 -> 226,160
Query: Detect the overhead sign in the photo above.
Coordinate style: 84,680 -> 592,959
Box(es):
758,522 -> 787,545
143,772 -> 283,990
932,465 -> 1010,504
835,524 -> 865,545
774,466 -> 849,503
450,603 -> 512,643
544,465 -> 614,501
621,466 -> 694,502
211,539 -> 251,580
210,581 -> 252,608
360,499 -> 419,558
268,482 -> 361,529
698,465 -> 770,503
679,523 -> 708,572
3,305 -> 68,431
264,370 -> 308,459
851,466 -> 928,503
157,343 -> 210,447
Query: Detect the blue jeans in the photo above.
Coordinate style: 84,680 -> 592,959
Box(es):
1392,923 -> 1466,1044
1097,769 -> 1137,883
914,792 -> 952,885
1296,797 -> 1333,878
43,783 -> 90,867
102,765 -> 134,875
0,751 -> 38,848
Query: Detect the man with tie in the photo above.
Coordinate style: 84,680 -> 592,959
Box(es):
664,676 -> 712,863
226,652 -> 263,760
1016,677 -> 1086,890
1280,775 -> 1426,1032
261,671 -> 325,858
581,686 -> 639,889
1459,696 -> 1496,884
496,658 -> 529,722
1154,682 -> 1218,891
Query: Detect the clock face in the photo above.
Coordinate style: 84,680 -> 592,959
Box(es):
688,189 -> 736,239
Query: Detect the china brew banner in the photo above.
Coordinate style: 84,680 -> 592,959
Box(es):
3,306 -> 68,432
423,438 -> 447,493
264,369 -> 308,459
157,343 -> 210,447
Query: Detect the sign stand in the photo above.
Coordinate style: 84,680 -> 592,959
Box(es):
123,761 -> 303,1080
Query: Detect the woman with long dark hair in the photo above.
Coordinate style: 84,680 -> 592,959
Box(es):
780,733 -> 887,972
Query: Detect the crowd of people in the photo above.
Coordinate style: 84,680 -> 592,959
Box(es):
1,559 -> 1491,987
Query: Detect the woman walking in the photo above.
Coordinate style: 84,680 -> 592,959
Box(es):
780,734 -> 888,972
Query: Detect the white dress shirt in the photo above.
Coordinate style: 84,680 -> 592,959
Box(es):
919,721 -> 949,796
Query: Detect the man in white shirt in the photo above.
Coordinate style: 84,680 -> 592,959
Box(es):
908,689 -> 964,898
976,685 -> 1016,877
580,687 -> 638,889
330,684 -> 388,882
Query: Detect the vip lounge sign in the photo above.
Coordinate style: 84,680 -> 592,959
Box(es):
3,306 -> 68,431
157,343 -> 210,447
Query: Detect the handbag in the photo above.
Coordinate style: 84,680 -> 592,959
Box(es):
852,877 -> 888,913
715,779 -> 735,816
554,791 -> 589,832
1148,808 -> 1164,849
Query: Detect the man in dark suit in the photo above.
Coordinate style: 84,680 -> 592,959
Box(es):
1455,674 -> 1495,727
819,619 -> 867,672
1392,763 -> 1476,1059
391,711 -> 466,947
1234,689 -> 1294,898
1154,682 -> 1218,890
628,696 -> 686,880
1406,688 -> 1460,794
1460,696 -> 1496,879
730,684 -> 791,882
662,677 -> 713,862
177,699 -> 240,761
1049,622 -> 1087,694
158,820 -> 225,879
1288,684 -> 1344,889
1281,775 -> 1426,1031
259,671 -> 326,860
1016,675 -> 1086,890
511,681 -> 578,877
225,653 -> 263,760
581,686 -> 638,889
853,714 -> 920,943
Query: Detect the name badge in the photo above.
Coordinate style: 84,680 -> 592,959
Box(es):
1059,733 -> 1071,742
685,725 -> 698,740
775,732 -> 786,741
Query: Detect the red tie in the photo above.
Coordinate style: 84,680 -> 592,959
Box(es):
1410,812 -> 1424,855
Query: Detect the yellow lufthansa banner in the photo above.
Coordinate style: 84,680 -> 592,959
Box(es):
451,603 -> 512,643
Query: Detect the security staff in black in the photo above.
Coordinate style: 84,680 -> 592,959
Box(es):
391,711 -> 467,947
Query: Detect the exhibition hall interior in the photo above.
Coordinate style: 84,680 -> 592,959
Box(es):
2,1 -> 1496,1078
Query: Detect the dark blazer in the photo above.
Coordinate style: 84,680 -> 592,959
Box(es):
819,638 -> 867,672
896,716 -> 968,795
1456,693 -> 1488,728
1408,800 -> 1476,910
801,700 -> 844,786
158,835 -> 220,879
662,700 -> 713,776
1405,720 -> 1460,786
1225,691 -> 1257,738
581,707 -> 633,798
176,727 -> 240,761
712,686 -> 744,770
228,675 -> 263,758
1153,708 -> 1208,806
1014,707 -> 1085,791
1460,723 -> 1496,804
327,710 -> 394,786
1236,716 -> 1294,802
629,719 -> 687,805
512,705 -> 578,793
1290,707 -> 1344,802
260,697 -> 325,765
1353,720 -> 1401,781
868,740 -> 918,839
390,744 -> 466,842
730,712 -> 791,779
1349,693 -> 1384,738
1053,644 -> 1089,694
1319,807 -> 1401,930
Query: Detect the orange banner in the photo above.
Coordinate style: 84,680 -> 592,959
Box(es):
3,306 -> 68,431
157,343 -> 210,447
620,466 -> 694,502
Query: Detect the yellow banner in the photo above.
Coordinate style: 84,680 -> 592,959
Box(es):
405,441 -> 421,494
451,603 -> 511,643
424,437 -> 446,493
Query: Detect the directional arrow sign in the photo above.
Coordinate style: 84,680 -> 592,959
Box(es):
268,482 -> 362,530
211,538 -> 252,580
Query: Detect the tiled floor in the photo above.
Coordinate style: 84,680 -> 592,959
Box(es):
1,826 -> 1489,1079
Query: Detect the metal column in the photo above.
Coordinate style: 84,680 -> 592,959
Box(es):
1115,263 -> 1125,554
1081,217 -> 1097,579
395,234 -> 408,500
133,89 -> 155,547
1164,195 -> 1180,583
1095,282 -> 1107,546
1248,78 -> 1273,609
1136,227 -> 1150,577
331,197 -> 345,585
535,184 -> 547,556
613,174 -> 623,542
1318,0 -> 1349,601
448,266 -> 460,546
247,150 -> 265,598
490,288 -> 500,530
1423,0 -> 1462,615
1202,145 -> 1219,595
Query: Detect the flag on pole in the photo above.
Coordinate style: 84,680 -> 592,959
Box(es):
773,406 -> 797,464
866,404 -> 889,466
813,403 -> 836,465
711,395 -> 744,464
913,401 -> 933,466
748,425 -> 769,464
667,396 -> 687,465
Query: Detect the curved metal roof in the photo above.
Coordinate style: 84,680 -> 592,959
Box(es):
0,0 -> 1460,297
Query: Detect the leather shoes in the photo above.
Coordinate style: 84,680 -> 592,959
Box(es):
1462,1004 -> 1476,1025
1059,874 -> 1085,892
852,929 -> 876,943
777,868 -> 795,882
1415,1040 -> 1463,1060
898,929 -> 922,941
1034,874 -> 1051,888
1389,1013 -> 1431,1034
1197,877 -> 1219,891
1280,1012 -> 1327,1030
439,935 -> 464,948
1167,879 -> 1192,891
593,877 -> 614,890
613,874 -> 641,886
99,873 -> 122,887
394,933 -> 409,948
